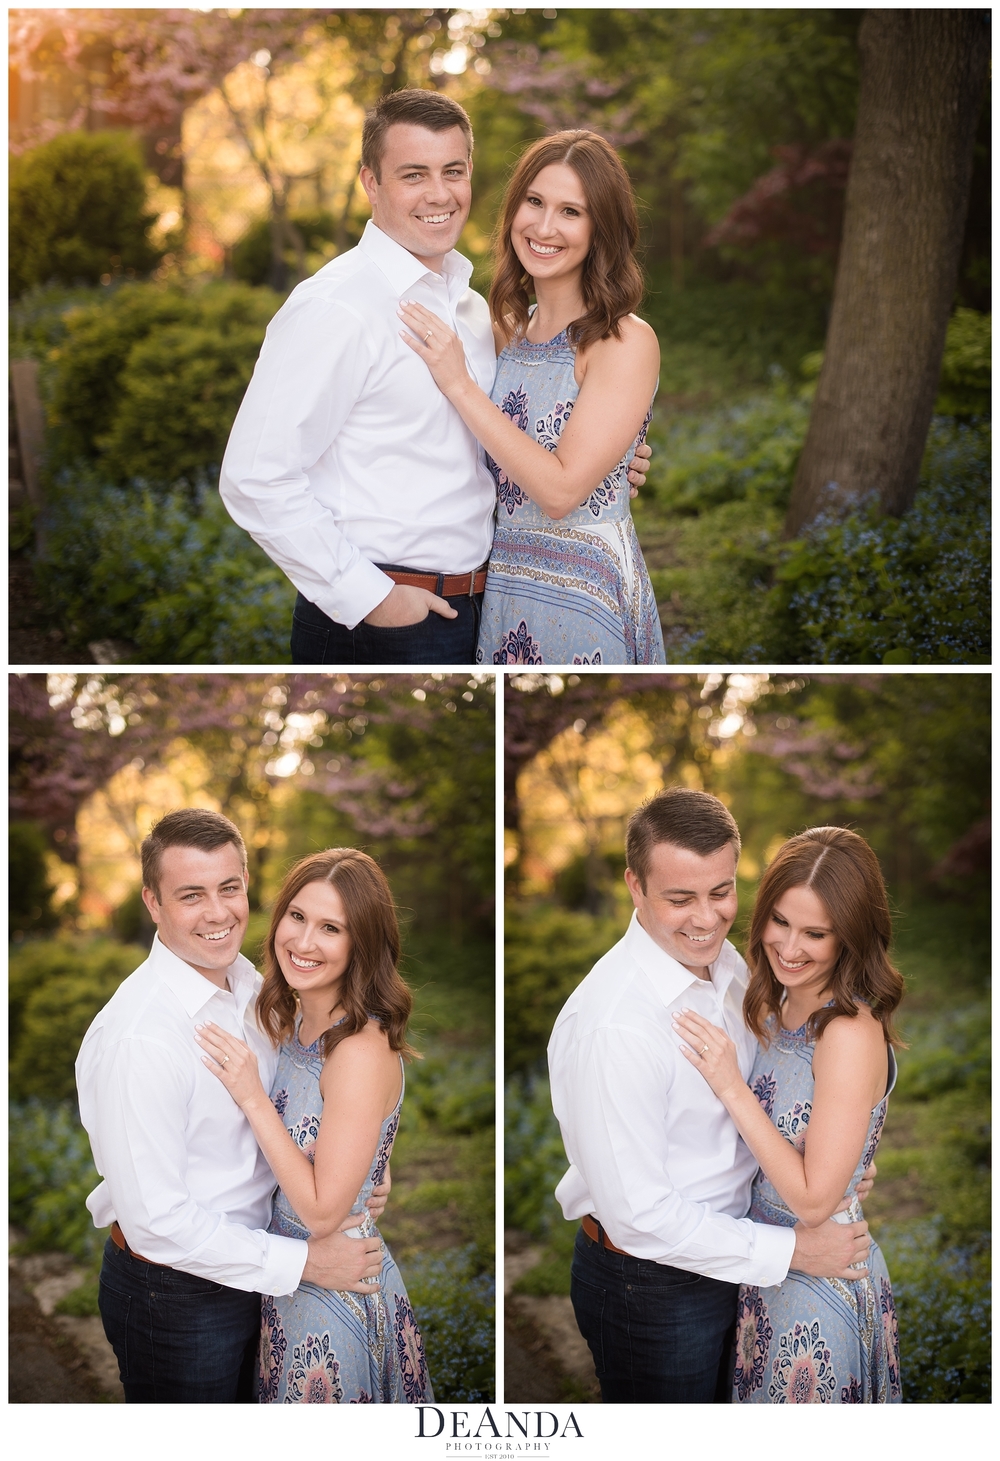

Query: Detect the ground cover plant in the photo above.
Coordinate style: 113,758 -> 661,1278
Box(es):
10,279 -> 989,664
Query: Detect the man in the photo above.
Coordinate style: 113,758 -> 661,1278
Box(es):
547,787 -> 874,1404
219,88 -> 649,665
76,808 -> 386,1403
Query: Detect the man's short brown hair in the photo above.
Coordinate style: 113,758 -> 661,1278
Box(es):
361,88 -> 474,182
141,808 -> 247,901
626,788 -> 740,892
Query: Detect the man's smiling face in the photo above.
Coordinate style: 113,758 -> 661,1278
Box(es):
360,122 -> 472,269
624,841 -> 739,977
142,842 -> 249,984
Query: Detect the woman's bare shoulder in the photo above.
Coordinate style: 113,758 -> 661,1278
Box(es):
814,1002 -> 886,1058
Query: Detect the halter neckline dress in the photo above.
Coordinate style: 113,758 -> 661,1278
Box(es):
476,322 -> 666,666
732,1012 -> 901,1404
258,1017 -> 433,1403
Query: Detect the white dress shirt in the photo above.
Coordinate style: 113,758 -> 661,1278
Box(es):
548,911 -> 796,1287
76,934 -> 307,1296
219,220 -> 498,628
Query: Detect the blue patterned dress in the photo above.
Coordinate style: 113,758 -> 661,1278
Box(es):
258,1022 -> 433,1404
732,1016 -> 901,1404
475,326 -> 666,665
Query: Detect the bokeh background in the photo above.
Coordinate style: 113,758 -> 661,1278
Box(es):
9,671 -> 494,1402
504,671 -> 989,1403
9,7 -> 990,665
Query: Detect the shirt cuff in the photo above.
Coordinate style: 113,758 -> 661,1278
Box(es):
262,1233 -> 309,1297
313,557 -> 395,630
749,1222 -> 797,1288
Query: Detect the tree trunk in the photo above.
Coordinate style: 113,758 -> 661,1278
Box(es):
784,10 -> 990,537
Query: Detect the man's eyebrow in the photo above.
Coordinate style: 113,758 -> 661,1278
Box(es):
394,158 -> 469,172
661,880 -> 735,895
172,879 -> 241,893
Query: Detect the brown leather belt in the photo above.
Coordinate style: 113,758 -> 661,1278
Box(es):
379,564 -> 488,597
582,1213 -> 631,1257
110,1220 -> 162,1266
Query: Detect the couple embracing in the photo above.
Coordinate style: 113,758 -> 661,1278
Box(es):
549,787 -> 903,1404
76,808 -> 433,1404
220,87 -> 662,668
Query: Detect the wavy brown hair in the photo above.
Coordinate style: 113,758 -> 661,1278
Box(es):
256,849 -> 415,1061
489,130 -> 644,350
743,826 -> 904,1048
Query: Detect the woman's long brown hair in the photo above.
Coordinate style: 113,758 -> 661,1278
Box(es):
743,826 -> 904,1047
256,848 -> 415,1060
488,129 -> 645,350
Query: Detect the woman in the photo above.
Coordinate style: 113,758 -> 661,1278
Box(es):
398,129 -> 665,666
674,826 -> 903,1404
193,848 -> 433,1404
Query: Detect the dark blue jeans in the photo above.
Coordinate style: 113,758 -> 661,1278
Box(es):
98,1237 -> 261,1403
290,588 -> 483,665
571,1225 -> 738,1404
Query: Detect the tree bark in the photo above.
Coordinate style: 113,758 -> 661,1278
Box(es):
784,10 -> 990,536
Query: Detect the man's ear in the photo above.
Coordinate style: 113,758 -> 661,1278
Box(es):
623,867 -> 643,907
141,885 -> 162,924
359,165 -> 378,210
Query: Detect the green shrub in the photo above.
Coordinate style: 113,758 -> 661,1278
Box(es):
10,132 -> 164,298
38,474 -> 295,663
878,1221 -> 990,1403
776,420 -> 991,664
935,309 -> 990,419
641,404 -> 990,664
9,938 -> 145,1101
231,211 -> 348,287
45,281 -> 280,482
504,1075 -> 567,1238
405,1246 -> 495,1402
9,822 -> 60,937
405,1049 -> 495,1135
505,903 -> 622,1074
9,1100 -> 104,1262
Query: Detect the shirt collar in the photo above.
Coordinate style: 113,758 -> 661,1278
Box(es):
624,910 -> 743,1008
358,219 -> 473,296
148,933 -> 258,1019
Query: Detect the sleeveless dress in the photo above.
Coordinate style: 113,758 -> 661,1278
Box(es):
475,325 -> 666,666
732,1015 -> 902,1404
258,1021 -> 433,1404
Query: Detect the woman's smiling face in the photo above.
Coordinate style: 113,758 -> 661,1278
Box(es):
763,883 -> 842,998
274,879 -> 353,997
510,162 -> 593,283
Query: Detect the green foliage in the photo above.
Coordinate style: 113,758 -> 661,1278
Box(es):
9,132 -> 164,298
9,939 -> 145,1101
935,309 -> 991,418
639,387 -> 990,664
504,903 -> 622,1074
38,474 -> 295,663
9,1100 -> 104,1262
776,421 -> 991,664
55,1276 -> 101,1316
878,1223 -> 990,1403
44,281 -> 280,483
230,211 -> 356,286
9,822 -> 60,937
405,1247 -> 495,1402
504,1075 -> 568,1238
405,1050 -> 495,1136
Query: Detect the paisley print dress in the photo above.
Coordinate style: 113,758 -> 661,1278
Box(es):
733,1016 -> 901,1405
259,1021 -> 433,1404
475,326 -> 666,666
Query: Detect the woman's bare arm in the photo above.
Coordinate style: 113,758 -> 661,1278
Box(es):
673,1007 -> 887,1226
399,300 -> 660,520
195,1021 -> 399,1238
